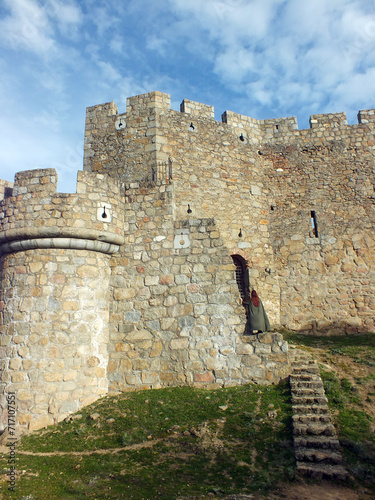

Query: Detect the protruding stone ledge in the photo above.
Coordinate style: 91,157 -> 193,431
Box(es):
0,227 -> 124,256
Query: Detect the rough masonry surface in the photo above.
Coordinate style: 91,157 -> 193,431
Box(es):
0,91 -> 374,431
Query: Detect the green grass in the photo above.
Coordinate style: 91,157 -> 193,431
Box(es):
0,383 -> 295,499
321,368 -> 375,489
3,332 -> 375,498
282,330 -> 375,349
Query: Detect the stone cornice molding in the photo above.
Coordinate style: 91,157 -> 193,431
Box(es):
0,227 -> 124,256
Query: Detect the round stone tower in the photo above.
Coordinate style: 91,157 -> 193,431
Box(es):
0,168 -> 124,432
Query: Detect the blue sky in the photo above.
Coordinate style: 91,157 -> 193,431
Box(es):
1,0 -> 375,193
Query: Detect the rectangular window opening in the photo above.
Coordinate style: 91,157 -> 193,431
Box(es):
311,210 -> 318,238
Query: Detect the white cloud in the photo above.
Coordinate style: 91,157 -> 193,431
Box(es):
215,46 -> 255,83
97,61 -> 122,82
329,66 -> 375,119
47,0 -> 83,40
0,0 -> 83,59
0,0 -> 55,55
47,0 -> 82,25
88,5 -> 118,37
109,35 -> 124,54
163,0 -> 375,120
170,0 -> 278,42
146,35 -> 168,56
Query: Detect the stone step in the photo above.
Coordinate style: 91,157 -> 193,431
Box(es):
291,395 -> 328,405
290,351 -> 347,480
292,404 -> 330,415
292,365 -> 320,375
293,422 -> 337,437
290,380 -> 324,390
296,462 -> 348,481
292,358 -> 317,365
292,413 -> 332,424
290,373 -> 322,382
295,447 -> 343,464
293,358 -> 317,366
294,436 -> 341,451
292,387 -> 326,396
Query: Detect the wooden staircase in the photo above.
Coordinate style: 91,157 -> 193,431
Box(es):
290,349 -> 348,480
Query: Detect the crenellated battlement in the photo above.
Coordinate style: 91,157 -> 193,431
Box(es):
180,98 -> 215,119
84,92 -> 375,165
127,90 -> 171,113
309,112 -> 348,128
358,109 -> 375,125
0,168 -> 124,257
0,179 -> 13,202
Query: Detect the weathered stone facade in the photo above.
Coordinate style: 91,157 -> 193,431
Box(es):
1,90 -> 374,431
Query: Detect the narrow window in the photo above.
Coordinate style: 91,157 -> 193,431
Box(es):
275,124 -> 279,133
311,210 -> 318,237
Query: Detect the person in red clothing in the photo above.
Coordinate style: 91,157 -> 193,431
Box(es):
243,290 -> 271,334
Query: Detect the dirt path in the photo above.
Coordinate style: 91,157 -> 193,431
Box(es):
267,481 -> 368,500
0,438 -> 163,457
179,481 -> 367,500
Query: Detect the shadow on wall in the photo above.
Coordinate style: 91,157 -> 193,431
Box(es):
288,320 -> 373,336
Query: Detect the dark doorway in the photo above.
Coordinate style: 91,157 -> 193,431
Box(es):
231,255 -> 250,301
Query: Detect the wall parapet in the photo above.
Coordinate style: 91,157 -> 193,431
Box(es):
126,91 -> 171,113
0,169 -> 125,254
180,99 -> 215,119
0,179 -> 13,201
309,112 -> 348,128
84,91 -> 375,146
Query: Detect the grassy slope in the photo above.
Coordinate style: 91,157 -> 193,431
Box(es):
0,332 -> 374,499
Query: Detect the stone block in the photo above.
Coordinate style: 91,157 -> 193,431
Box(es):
236,343 -> 254,355
206,357 -> 223,370
115,342 -> 128,352
114,288 -> 136,300
220,346 -> 234,355
44,372 -> 63,382
170,338 -> 189,350
160,372 -> 174,382
254,343 -> 271,356
127,330 -> 153,341
11,372 -> 26,383
257,332 -> 274,344
159,274 -> 174,285
124,374 -> 141,386
132,359 -> 149,371
194,371 -> 214,383
29,414 -> 54,431
141,371 -> 159,384
241,354 -> 262,366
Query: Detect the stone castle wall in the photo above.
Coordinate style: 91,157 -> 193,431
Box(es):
108,178 -> 288,393
84,91 -> 375,334
1,90 -> 374,431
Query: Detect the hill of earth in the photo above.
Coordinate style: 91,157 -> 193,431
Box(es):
0,332 -> 374,499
